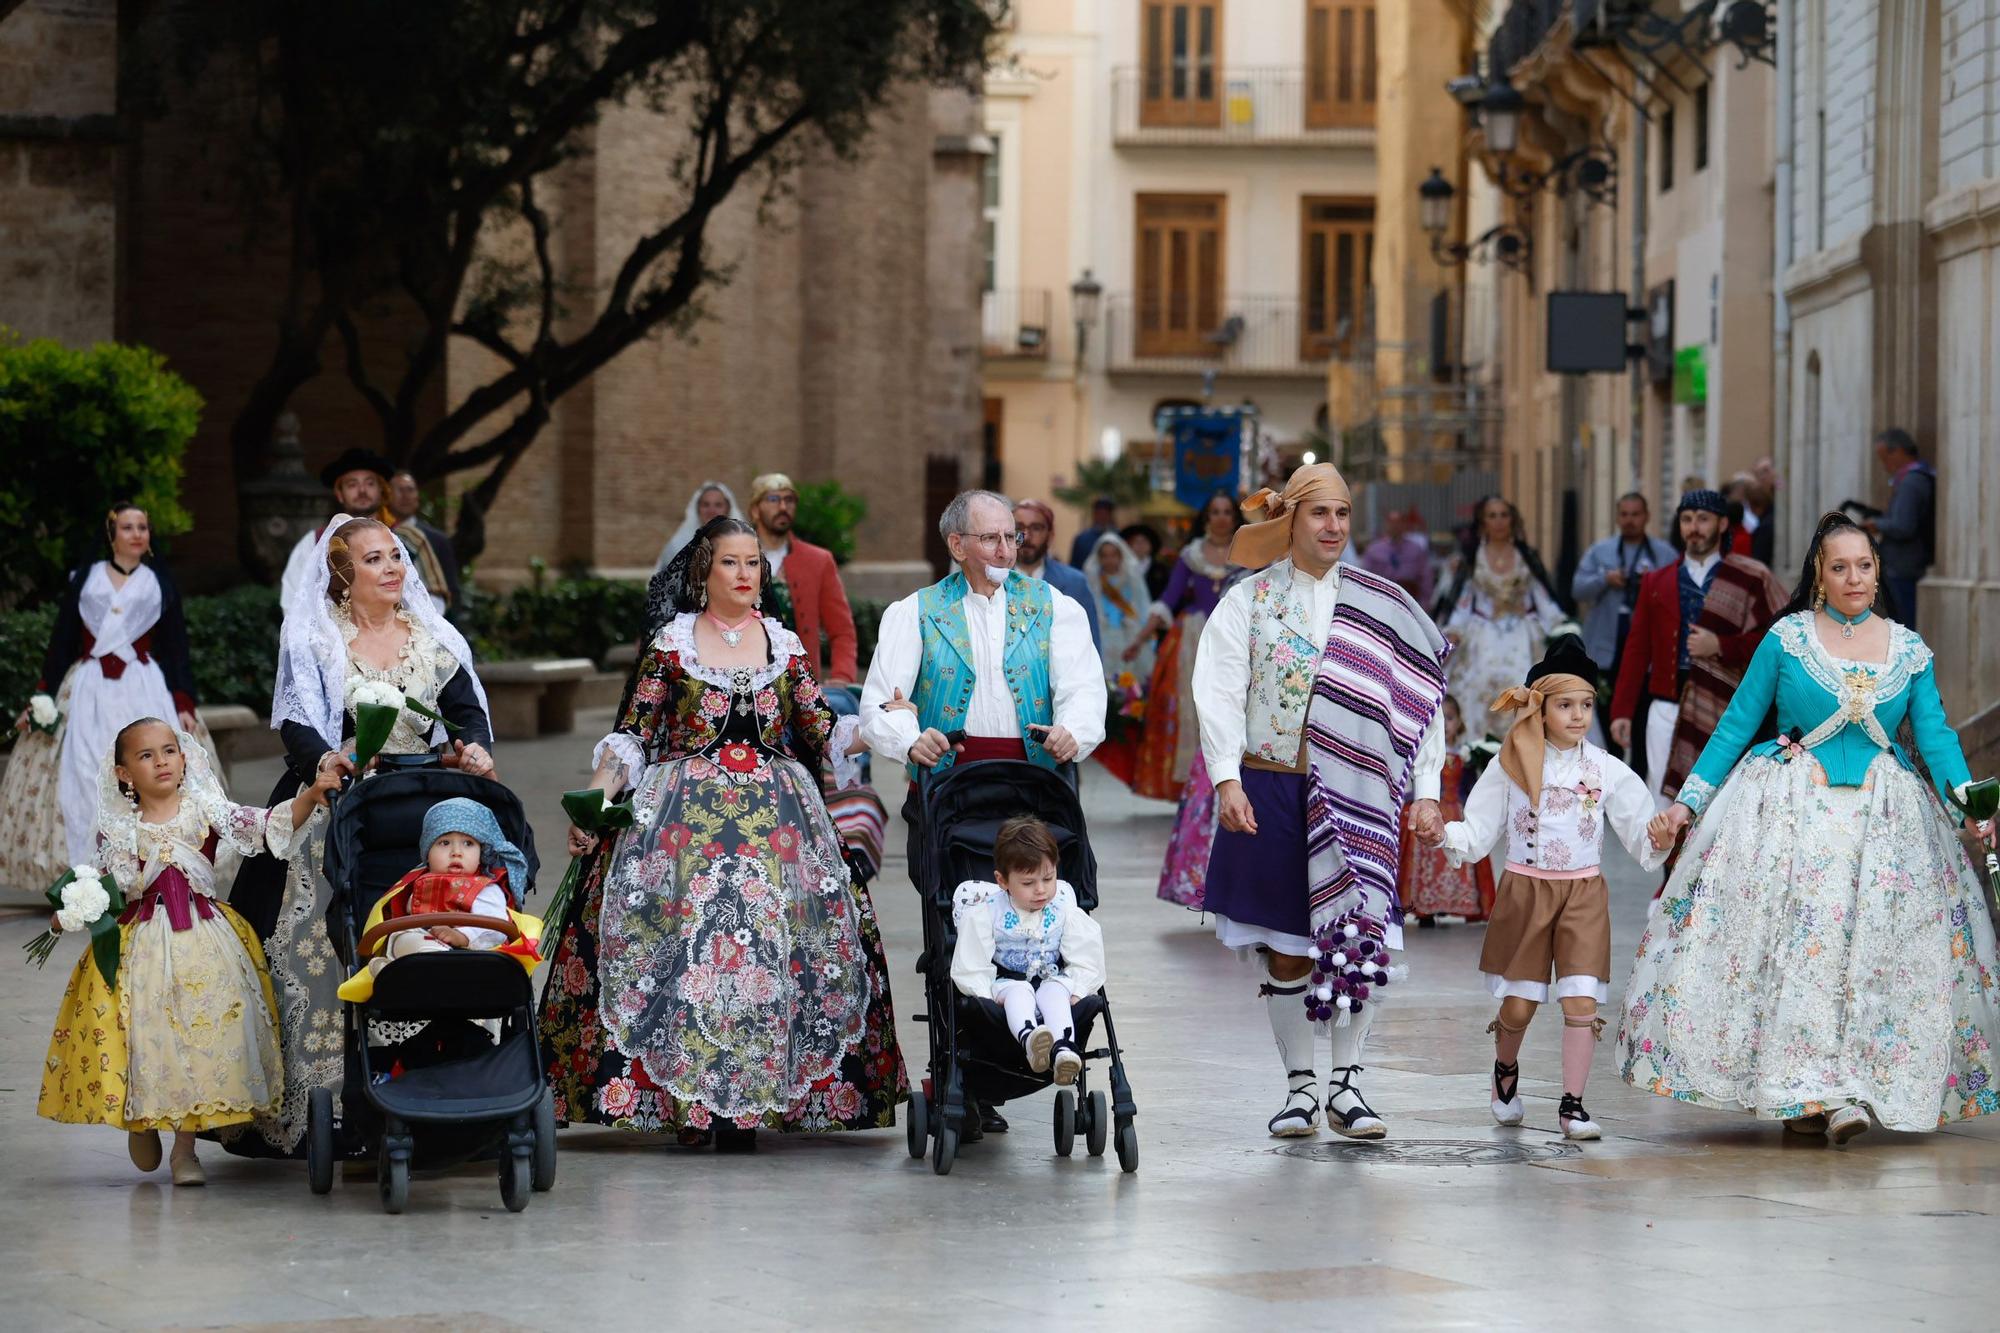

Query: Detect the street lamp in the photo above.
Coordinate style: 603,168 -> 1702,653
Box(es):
1418,167 -> 1454,236
1477,78 -> 1525,156
1418,166 -> 1533,274
1070,268 -> 1103,370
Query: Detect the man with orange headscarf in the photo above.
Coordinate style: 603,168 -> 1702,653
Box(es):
1192,463 -> 1452,1140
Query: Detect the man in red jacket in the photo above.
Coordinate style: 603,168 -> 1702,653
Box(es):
748,472 -> 859,686
1609,489 -> 1786,809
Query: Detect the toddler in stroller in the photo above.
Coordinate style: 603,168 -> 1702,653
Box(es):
951,817 -> 1105,1086
309,767 -> 554,1214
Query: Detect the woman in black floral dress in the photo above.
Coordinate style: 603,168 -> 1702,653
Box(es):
540,518 -> 905,1149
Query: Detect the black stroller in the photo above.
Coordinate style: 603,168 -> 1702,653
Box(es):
306,763 -> 557,1213
906,758 -> 1137,1175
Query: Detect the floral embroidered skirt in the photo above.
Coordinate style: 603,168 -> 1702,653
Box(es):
39,902 -> 282,1132
1157,751 -> 1217,908
1619,753 -> 2000,1130
539,750 -> 906,1133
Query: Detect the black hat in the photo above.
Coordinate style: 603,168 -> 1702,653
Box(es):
318,448 -> 395,489
1120,522 -> 1164,550
1525,633 -> 1600,691
1677,488 -> 1728,519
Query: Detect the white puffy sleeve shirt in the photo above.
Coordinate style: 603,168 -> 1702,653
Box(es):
1443,742 -> 1665,872
1193,562 -> 1443,798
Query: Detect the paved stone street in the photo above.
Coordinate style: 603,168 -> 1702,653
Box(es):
1,713 -> 1994,1330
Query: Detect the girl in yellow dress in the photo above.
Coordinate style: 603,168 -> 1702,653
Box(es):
37,718 -> 338,1185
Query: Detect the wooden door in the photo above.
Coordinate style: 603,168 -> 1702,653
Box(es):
1140,1 -> 1222,128
1136,194 -> 1225,358
1306,0 -> 1376,129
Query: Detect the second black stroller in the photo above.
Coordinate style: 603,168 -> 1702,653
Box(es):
906,758 -> 1137,1175
307,763 -> 556,1213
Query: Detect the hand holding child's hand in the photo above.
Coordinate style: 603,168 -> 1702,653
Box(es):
1647,803 -> 1691,851
1409,798 -> 1445,848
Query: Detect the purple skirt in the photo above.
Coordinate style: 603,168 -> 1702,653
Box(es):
1202,767 -> 1311,939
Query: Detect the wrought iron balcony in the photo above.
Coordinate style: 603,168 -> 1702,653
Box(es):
980,288 -> 1053,360
1102,293 -> 1362,378
1110,66 -> 1374,147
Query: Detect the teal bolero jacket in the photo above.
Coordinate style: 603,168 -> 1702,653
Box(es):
1677,612 -> 1972,817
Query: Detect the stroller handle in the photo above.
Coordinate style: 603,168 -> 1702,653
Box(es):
357,912 -> 522,955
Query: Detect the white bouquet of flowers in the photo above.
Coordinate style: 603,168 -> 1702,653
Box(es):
26,693 -> 60,736
346,678 -> 456,770
24,863 -> 128,985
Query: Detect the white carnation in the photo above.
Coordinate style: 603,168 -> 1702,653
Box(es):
57,878 -> 111,932
350,680 -> 405,709
29,694 -> 58,726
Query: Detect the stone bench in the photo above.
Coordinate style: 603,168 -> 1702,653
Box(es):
198,703 -> 282,790
480,659 -> 595,740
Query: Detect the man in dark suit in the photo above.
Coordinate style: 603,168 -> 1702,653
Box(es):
1067,496 -> 1118,569
388,470 -> 463,612
1015,498 -> 1101,649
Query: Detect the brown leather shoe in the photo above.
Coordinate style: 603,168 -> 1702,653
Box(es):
128,1130 -> 162,1172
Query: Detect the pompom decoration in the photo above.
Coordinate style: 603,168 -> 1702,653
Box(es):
1303,911 -> 1393,1025
1307,944 -> 1322,960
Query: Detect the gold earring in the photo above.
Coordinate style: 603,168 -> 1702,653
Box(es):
1813,585 -> 1826,612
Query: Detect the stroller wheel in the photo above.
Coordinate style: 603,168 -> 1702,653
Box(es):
1053,1090 -> 1076,1157
1085,1091 -> 1109,1158
932,1119 -> 959,1176
905,1088 -> 929,1161
378,1144 -> 409,1215
1116,1119 -> 1139,1173
500,1139 -> 532,1213
531,1089 -> 558,1192
307,1087 -> 335,1195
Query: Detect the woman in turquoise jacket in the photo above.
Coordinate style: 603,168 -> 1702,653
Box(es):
1620,513 -> 1999,1145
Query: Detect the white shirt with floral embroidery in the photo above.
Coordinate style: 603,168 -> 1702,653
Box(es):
1442,740 -> 1664,873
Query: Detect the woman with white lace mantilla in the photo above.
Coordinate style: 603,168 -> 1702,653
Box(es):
1619,513 -> 2000,1145
541,517 -> 905,1151
223,515 -> 494,1157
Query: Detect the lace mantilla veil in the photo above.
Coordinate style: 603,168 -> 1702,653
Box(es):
272,513 -> 487,748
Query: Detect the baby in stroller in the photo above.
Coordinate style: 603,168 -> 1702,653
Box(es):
337,797 -> 539,1004
951,817 -> 1106,1086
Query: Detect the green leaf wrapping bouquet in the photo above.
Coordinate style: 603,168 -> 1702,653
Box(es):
540,787 -> 636,932
1949,779 -> 2000,911
23,864 -> 128,988
348,678 -> 458,771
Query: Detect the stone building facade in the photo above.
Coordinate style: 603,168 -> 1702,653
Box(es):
1779,0 -> 2000,766
0,0 -> 982,601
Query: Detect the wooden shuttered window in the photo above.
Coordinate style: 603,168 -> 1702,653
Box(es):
1302,197 -> 1373,358
1140,1 -> 1222,128
1306,0 -> 1377,129
1136,193 -> 1226,357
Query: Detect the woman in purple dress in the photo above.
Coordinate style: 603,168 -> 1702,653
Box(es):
1133,492 -> 1240,803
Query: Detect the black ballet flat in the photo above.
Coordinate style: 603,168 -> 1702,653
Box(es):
715,1125 -> 758,1153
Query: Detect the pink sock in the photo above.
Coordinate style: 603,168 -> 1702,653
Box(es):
1561,1018 -> 1599,1098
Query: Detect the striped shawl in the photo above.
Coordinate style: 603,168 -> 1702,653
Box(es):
1303,565 -> 1452,951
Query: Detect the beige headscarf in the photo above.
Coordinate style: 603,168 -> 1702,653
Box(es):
1228,463 -> 1353,569
1490,674 -> 1595,806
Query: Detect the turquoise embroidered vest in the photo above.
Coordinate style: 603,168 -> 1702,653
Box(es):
910,571 -> 1056,779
